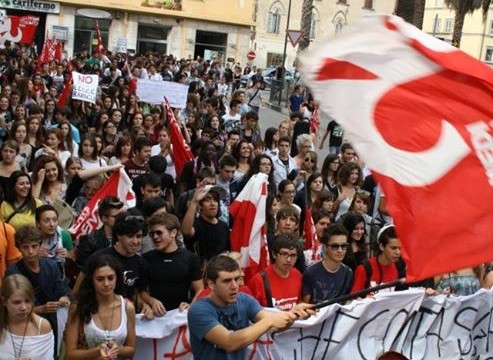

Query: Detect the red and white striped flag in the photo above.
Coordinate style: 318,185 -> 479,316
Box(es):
69,169 -> 135,240
37,32 -> 53,70
230,173 -> 270,282
303,206 -> 320,264
95,21 -> 105,55
164,99 -> 194,178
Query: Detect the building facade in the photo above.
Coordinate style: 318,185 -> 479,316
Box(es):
423,0 -> 493,64
2,0 -> 256,61
254,0 -> 396,70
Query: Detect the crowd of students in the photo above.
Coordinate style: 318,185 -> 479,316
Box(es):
0,41 -> 492,359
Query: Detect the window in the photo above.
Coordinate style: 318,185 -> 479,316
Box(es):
74,17 -> 110,55
137,25 -> 169,54
490,20 -> 493,35
433,18 -> 442,33
363,0 -> 373,9
445,18 -> 453,33
486,48 -> 493,63
310,10 -> 319,39
267,8 -> 281,34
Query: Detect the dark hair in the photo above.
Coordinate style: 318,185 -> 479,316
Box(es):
147,212 -> 180,231
140,173 -> 161,189
311,190 -> 336,213
321,223 -> 348,245
5,171 -> 36,212
218,154 -> 237,169
205,255 -> 240,282
278,135 -> 291,146
134,136 -> 152,152
35,204 -> 57,224
113,209 -> 148,241
98,196 -> 124,218
271,233 -> 301,255
32,155 -> 64,192
74,254 -> 124,324
306,172 -> 323,192
232,139 -> 251,162
312,209 -> 332,225
8,122 -> 27,144
2,139 -> 20,154
337,162 -> 363,187
264,127 -> 278,150
378,225 -> 397,246
58,120 -> 75,154
321,154 -> 339,182
79,134 -> 98,160
340,143 -> 354,154
14,225 -> 42,248
276,205 -> 300,223
141,196 -> 170,218
149,155 -> 167,174
114,135 -> 133,159
196,167 -> 216,182
343,213 -> 367,255
278,179 -> 294,194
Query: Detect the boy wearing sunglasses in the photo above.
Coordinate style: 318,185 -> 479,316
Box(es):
302,223 -> 353,304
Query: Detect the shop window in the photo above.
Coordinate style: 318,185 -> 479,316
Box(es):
74,17 -> 110,55
137,24 -> 169,54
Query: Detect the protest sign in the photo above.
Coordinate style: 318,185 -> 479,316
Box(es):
116,37 -> 127,53
134,288 -> 493,359
137,79 -> 188,107
72,71 -> 98,104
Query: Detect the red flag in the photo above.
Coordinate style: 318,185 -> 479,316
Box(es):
164,99 -> 194,178
95,21 -> 105,55
303,206 -> 321,264
301,15 -> 493,282
0,16 -> 39,46
310,106 -> 320,136
54,41 -> 63,62
69,169 -> 135,240
57,70 -> 72,108
230,173 -> 270,282
37,33 -> 53,70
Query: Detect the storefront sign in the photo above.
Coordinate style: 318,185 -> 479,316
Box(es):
0,0 -> 60,14
52,25 -> 68,41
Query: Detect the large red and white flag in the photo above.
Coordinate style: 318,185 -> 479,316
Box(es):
230,173 -> 270,281
164,99 -> 194,178
303,206 -> 320,265
69,169 -> 135,239
0,15 -> 39,46
301,15 -> 493,281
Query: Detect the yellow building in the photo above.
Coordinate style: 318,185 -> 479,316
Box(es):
2,0 -> 256,60
423,0 -> 493,63
254,0 -> 396,69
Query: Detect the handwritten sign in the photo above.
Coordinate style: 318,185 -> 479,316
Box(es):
72,71 -> 98,104
135,289 -> 493,359
137,79 -> 188,108
116,38 -> 127,53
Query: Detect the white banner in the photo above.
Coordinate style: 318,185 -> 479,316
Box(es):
136,79 -> 188,108
72,71 -> 98,104
135,289 -> 493,359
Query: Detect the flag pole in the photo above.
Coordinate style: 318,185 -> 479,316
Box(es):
312,279 -> 405,310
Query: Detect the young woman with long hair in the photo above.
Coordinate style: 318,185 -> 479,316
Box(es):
34,128 -> 71,168
0,274 -> 54,359
321,154 -> 340,196
66,254 -> 136,359
334,162 -> 363,221
32,155 -> 66,204
26,115 -> 44,148
151,128 -> 176,180
79,135 -> 108,170
232,139 -> 253,183
9,122 -> 34,172
109,135 -> 133,165
59,119 -> 78,156
0,171 -> 42,230
263,127 -> 279,158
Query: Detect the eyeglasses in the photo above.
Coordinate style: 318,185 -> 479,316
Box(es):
304,158 -> 315,163
277,251 -> 298,260
328,243 -> 349,250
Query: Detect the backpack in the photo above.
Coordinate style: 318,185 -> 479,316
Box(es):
362,258 -> 406,289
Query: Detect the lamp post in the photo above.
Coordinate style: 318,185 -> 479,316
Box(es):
278,0 -> 292,106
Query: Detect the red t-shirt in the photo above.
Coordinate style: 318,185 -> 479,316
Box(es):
248,265 -> 302,310
351,257 -> 399,293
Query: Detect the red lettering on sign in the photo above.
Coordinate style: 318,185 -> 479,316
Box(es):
163,325 -> 192,359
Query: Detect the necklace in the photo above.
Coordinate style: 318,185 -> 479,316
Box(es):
9,319 -> 29,359
98,296 -> 116,343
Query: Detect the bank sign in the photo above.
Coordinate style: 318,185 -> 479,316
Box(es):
0,0 -> 60,14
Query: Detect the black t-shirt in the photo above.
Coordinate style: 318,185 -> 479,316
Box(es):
143,248 -> 202,310
184,216 -> 230,265
328,120 -> 344,147
86,247 -> 149,301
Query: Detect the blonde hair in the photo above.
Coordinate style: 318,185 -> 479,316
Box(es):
0,274 -> 36,340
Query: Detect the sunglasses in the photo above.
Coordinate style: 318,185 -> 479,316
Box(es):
149,230 -> 165,238
328,243 -> 349,250
304,158 -> 315,163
